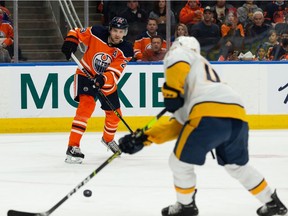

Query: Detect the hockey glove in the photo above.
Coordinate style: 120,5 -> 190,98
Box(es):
94,74 -> 105,88
162,82 -> 184,113
61,36 -> 79,60
118,130 -> 148,154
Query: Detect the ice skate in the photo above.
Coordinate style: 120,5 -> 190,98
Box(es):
161,201 -> 199,216
162,192 -> 198,216
257,190 -> 287,216
101,137 -> 121,154
65,146 -> 85,164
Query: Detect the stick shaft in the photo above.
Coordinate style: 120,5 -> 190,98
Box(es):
142,108 -> 167,132
97,89 -> 133,133
47,152 -> 120,214
7,152 -> 121,216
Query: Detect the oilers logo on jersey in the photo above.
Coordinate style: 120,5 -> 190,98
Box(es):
93,52 -> 112,74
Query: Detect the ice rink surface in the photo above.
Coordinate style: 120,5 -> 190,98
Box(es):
0,130 -> 288,216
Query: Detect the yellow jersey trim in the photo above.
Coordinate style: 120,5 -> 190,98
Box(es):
190,102 -> 247,122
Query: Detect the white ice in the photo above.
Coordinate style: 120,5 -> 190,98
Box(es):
0,130 -> 287,216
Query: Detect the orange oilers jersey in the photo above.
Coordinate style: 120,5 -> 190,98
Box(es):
0,22 -> 14,46
67,25 -> 133,95
133,31 -> 167,60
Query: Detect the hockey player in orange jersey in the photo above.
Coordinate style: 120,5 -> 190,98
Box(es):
61,17 -> 133,164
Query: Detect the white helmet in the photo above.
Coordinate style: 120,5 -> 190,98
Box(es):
176,36 -> 200,54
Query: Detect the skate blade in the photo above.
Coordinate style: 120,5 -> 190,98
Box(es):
65,155 -> 83,164
101,140 -> 120,154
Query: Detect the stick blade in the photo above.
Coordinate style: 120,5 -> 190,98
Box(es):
7,210 -> 42,216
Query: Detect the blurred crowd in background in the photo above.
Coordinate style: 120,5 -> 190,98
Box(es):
1,0 -> 288,62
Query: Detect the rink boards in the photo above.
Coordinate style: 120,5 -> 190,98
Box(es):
0,61 -> 288,132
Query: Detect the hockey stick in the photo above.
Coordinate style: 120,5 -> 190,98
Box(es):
70,54 -> 209,159
7,110 -> 166,216
70,53 -> 133,133
7,151 -> 121,216
97,89 -> 133,133
137,108 -> 167,136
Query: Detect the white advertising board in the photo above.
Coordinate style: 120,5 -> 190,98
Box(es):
0,62 -> 288,118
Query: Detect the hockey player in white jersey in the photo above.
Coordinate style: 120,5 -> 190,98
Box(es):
118,36 -> 287,216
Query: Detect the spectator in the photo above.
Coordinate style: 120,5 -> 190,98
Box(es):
275,13 -> 288,35
190,6 -> 221,57
133,18 -> 166,61
171,23 -> 189,42
221,8 -> 245,37
262,29 -> 279,59
255,45 -> 268,61
149,0 -> 176,25
149,0 -> 176,38
211,0 -> 235,27
276,38 -> 288,60
0,45 -> 11,63
179,0 -> 203,26
237,0 -> 263,29
279,41 -> 288,60
246,11 -> 271,37
119,0 -> 148,25
0,8 -> 13,57
245,11 -> 272,54
269,33 -> 288,60
119,0 -> 148,43
264,0 -> 288,26
142,35 -> 166,61
0,7 -> 26,61
218,9 -> 245,60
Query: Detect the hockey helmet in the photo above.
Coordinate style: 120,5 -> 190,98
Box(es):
109,17 -> 128,36
109,17 -> 128,30
176,36 -> 200,54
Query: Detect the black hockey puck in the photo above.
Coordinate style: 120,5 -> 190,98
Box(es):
83,189 -> 92,197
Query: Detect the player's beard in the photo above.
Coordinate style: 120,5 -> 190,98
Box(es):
109,36 -> 123,45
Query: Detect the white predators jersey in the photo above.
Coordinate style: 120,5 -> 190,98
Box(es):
163,42 -> 246,125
